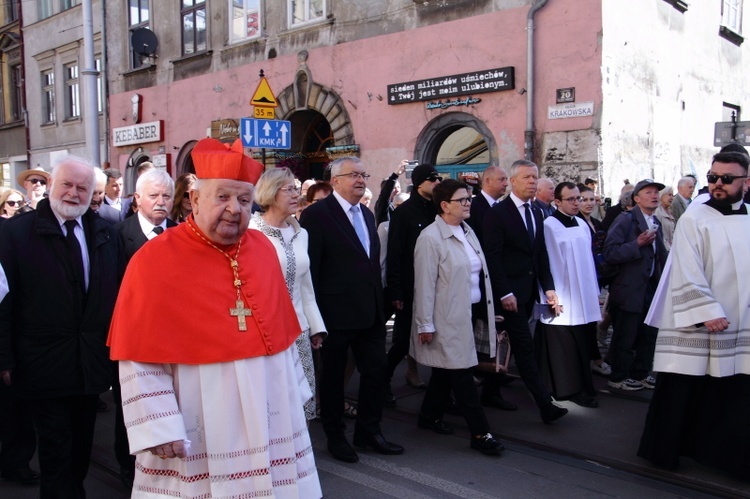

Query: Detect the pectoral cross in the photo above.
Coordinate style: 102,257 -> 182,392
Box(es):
230,300 -> 252,331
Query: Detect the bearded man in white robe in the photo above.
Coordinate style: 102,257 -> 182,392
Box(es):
639,151 -> 750,479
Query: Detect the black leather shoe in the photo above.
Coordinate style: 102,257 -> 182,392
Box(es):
481,395 -> 518,411
470,433 -> 505,455
1,467 -> 40,485
570,393 -> 599,408
540,403 -> 569,424
327,436 -> 359,463
417,415 -> 453,435
352,433 -> 404,455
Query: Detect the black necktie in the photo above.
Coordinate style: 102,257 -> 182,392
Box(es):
153,226 -> 164,235
64,220 -> 85,293
523,203 -> 535,243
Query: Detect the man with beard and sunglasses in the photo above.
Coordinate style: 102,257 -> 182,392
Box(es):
0,156 -> 122,498
639,151 -> 750,479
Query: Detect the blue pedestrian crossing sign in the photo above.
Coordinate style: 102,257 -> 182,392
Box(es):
240,118 -> 292,149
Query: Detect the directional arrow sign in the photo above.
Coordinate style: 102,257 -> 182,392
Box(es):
239,118 -> 292,150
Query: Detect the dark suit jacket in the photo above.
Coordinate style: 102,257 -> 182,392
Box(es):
533,198 -> 554,219
466,192 -> 493,245
482,195 -> 554,314
103,196 -> 131,221
0,199 -> 123,398
603,206 -> 667,313
116,215 -> 177,263
97,203 -> 121,225
300,194 -> 384,331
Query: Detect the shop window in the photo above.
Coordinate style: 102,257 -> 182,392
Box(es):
64,63 -> 80,120
42,69 -> 55,124
182,0 -> 207,55
289,0 -> 325,28
230,0 -> 261,43
129,0 -> 150,68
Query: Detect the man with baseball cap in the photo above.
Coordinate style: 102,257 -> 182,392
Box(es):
385,164 -> 442,401
603,179 -> 668,391
16,167 -> 50,210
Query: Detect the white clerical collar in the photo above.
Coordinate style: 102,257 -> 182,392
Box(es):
481,190 -> 500,206
138,212 -> 167,240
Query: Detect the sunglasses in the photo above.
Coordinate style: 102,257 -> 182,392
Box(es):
28,178 -> 47,186
706,174 -> 747,184
183,192 -> 191,199
5,200 -> 23,207
426,175 -> 442,183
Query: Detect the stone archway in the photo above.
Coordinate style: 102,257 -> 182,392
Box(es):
276,82 -> 355,146
414,112 -> 498,167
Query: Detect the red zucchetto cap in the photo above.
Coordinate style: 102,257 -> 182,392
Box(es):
190,138 -> 264,184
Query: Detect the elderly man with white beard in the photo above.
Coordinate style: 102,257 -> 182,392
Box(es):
0,156 -> 122,498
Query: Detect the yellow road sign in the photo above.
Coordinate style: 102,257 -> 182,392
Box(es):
253,107 -> 275,119
250,77 -> 278,107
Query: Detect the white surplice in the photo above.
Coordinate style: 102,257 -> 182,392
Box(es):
537,216 -> 602,326
649,202 -> 750,377
120,344 -> 322,498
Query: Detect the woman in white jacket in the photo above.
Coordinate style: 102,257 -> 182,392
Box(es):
250,168 -> 326,420
411,179 -> 502,455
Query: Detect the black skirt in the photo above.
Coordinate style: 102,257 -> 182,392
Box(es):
535,322 -> 596,399
638,372 -> 750,479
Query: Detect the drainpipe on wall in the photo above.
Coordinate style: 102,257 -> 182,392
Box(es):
82,0 -> 101,166
524,0 -> 549,161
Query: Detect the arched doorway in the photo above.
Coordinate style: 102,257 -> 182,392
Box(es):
175,140 -> 198,176
280,110 -> 333,180
414,112 -> 497,184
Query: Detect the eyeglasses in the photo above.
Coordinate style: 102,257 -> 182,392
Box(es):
426,175 -> 442,183
335,172 -> 371,180
4,200 -> 23,207
448,196 -> 472,206
28,178 -> 47,186
706,174 -> 747,184
560,196 -> 583,203
278,185 -> 300,194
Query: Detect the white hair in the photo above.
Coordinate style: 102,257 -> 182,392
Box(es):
329,156 -> 363,177
136,169 -> 175,196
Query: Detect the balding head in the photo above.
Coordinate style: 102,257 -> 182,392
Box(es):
536,178 -> 555,204
481,166 -> 509,199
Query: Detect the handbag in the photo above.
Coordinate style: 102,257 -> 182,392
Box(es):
495,330 -> 512,373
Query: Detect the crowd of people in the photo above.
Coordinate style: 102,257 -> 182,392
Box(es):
0,140 -> 748,498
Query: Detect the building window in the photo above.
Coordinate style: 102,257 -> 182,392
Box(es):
11,65 -> 22,121
95,58 -> 103,113
38,0 -> 53,19
64,63 -> 80,119
61,0 -> 79,10
722,0 -> 743,33
129,0 -> 150,69
42,70 -> 55,124
289,0 -> 325,27
230,0 -> 261,43
3,0 -> 19,23
182,0 -> 207,55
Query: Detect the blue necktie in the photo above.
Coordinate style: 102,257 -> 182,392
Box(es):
523,203 -> 535,243
350,205 -> 369,253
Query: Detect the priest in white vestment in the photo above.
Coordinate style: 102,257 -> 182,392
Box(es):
536,183 -> 602,408
639,151 -> 750,478
108,139 -> 322,498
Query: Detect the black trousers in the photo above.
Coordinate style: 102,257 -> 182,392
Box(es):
320,322 -> 387,439
421,367 -> 490,436
0,382 -> 37,473
503,300 -> 553,408
386,300 -> 412,382
608,280 -> 657,382
28,395 -> 98,499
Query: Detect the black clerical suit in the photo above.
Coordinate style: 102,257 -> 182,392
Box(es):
0,199 -> 122,499
300,194 -> 388,441
482,195 -> 557,410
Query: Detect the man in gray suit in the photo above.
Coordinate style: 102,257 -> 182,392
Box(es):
603,179 -> 668,391
670,176 -> 696,222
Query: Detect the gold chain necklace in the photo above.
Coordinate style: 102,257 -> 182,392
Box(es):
186,219 -> 252,331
